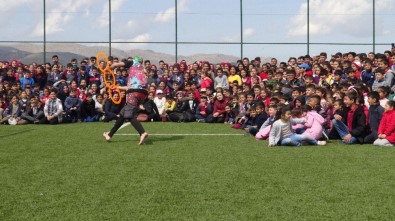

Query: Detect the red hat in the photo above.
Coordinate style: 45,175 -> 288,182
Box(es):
352,62 -> 361,70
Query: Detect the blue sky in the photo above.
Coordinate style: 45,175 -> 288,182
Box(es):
0,0 -> 394,62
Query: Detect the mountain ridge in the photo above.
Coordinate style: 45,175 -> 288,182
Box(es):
0,43 -> 257,65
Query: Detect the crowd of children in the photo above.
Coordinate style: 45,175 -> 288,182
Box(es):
1,46 -> 395,147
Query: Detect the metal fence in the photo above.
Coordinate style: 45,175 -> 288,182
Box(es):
0,0 -> 393,63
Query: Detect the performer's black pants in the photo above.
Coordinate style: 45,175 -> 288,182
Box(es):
108,115 -> 145,137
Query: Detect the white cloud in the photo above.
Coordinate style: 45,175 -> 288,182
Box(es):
154,0 -> 188,23
130,33 -> 152,42
112,33 -> 152,49
31,0 -> 96,37
98,0 -> 125,28
243,28 -> 255,38
288,0 -> 392,37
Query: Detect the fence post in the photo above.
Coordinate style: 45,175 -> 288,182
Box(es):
307,0 -> 310,55
109,0 -> 112,56
43,0 -> 46,63
175,0 -> 178,63
240,0 -> 243,60
373,0 -> 375,53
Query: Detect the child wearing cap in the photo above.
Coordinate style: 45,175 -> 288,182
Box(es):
154,89 -> 166,116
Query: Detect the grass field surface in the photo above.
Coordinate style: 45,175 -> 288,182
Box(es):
1,122 -> 395,220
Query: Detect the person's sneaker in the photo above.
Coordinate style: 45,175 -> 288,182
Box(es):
33,120 -> 40,124
317,140 -> 327,146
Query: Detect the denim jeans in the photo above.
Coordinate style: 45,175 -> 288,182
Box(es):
280,133 -> 317,146
247,125 -> 259,136
332,119 -> 358,144
83,115 -> 99,122
295,128 -> 306,134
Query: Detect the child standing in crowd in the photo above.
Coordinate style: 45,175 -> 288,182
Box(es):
377,86 -> 390,108
374,100 -> 395,146
20,72 -> 34,90
372,68 -> 386,91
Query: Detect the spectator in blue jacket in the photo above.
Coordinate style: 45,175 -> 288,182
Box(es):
64,90 -> 81,122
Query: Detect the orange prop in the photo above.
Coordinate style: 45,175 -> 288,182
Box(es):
96,52 -> 121,104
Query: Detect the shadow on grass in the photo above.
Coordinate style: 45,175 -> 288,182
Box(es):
144,136 -> 184,145
0,129 -> 33,138
109,135 -> 184,145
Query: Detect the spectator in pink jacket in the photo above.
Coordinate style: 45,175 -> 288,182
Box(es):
301,105 -> 325,140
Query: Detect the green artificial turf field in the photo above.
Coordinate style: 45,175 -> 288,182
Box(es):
1,122 -> 395,220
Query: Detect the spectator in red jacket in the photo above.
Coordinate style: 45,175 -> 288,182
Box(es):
374,100 -> 395,146
206,92 -> 229,123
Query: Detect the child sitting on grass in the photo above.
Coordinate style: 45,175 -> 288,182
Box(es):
331,92 -> 367,144
255,105 -> 278,140
224,103 -> 238,125
374,100 -> 395,146
300,105 -> 325,141
364,91 -> 384,144
268,106 -> 326,147
244,104 -> 267,136
162,95 -> 176,122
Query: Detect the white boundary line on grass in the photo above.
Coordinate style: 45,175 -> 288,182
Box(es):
115,134 -> 244,136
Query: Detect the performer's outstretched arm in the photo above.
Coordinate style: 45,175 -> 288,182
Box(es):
110,62 -> 125,69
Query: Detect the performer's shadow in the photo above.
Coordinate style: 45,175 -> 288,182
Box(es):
111,135 -> 184,145
142,135 -> 184,145
0,129 -> 33,138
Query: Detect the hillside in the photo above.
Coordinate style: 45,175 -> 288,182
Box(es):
0,43 -> 243,65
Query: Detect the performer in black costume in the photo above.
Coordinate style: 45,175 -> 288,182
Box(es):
103,57 -> 148,145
